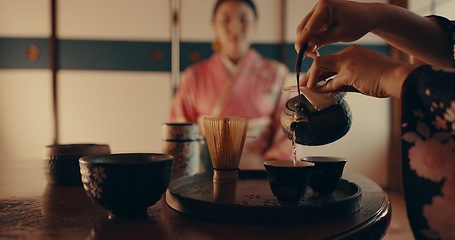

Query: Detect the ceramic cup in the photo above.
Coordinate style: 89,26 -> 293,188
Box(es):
263,160 -> 315,205
162,123 -> 200,180
43,143 -> 111,186
301,156 -> 347,195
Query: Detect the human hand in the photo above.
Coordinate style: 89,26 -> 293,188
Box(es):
300,45 -> 415,99
295,0 -> 378,54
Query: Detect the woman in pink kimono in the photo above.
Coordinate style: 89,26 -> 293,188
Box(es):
169,0 -> 292,170
296,1 -> 455,239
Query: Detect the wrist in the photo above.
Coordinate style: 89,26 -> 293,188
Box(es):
383,63 -> 416,99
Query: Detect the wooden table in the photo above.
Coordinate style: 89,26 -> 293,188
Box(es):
0,159 -> 391,239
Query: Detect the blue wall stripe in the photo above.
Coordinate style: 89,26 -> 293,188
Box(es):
179,42 -> 214,71
283,43 -> 389,73
0,38 -> 49,69
0,37 -> 388,72
60,40 -> 171,71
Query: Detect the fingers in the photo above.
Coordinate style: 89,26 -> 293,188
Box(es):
307,35 -> 323,53
303,5 -> 329,52
338,86 -> 360,93
295,14 -> 314,52
311,54 -> 340,88
318,76 -> 345,93
295,4 -> 329,53
296,0 -> 369,54
299,64 -> 318,88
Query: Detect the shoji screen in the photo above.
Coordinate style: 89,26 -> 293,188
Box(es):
57,0 -> 172,153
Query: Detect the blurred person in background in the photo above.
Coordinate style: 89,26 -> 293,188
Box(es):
169,0 -> 292,171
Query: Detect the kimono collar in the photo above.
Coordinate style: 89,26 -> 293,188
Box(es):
218,49 -> 256,77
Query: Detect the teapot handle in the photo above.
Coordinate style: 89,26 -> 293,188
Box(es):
295,42 -> 308,104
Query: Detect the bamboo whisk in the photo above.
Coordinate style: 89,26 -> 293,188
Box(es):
203,116 -> 249,172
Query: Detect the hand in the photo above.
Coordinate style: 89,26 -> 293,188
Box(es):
300,45 -> 415,98
295,0 -> 378,54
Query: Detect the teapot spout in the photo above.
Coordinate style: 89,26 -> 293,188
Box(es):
293,101 -> 310,122
289,121 -> 308,145
290,121 -> 300,132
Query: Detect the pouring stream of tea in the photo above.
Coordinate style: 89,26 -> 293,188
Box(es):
292,130 -> 297,165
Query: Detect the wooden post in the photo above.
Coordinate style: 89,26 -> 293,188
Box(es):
387,0 -> 408,193
50,0 -> 59,144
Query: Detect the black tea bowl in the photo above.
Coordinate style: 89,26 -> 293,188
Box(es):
301,156 -> 347,196
79,153 -> 173,218
263,160 -> 315,205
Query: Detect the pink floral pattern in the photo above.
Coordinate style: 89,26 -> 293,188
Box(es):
403,71 -> 455,239
423,196 -> 455,240
408,138 -> 455,182
442,178 -> 455,202
444,101 -> 455,131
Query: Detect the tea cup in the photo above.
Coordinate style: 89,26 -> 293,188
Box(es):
301,156 -> 347,195
263,160 -> 314,205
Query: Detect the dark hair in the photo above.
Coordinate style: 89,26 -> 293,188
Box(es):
213,0 -> 258,19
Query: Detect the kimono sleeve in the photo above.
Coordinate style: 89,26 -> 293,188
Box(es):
168,68 -> 199,122
400,16 -> 455,240
401,65 -> 455,240
263,63 -> 293,160
427,15 -> 455,67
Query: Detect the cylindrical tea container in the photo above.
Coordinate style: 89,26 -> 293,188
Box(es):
43,143 -> 111,186
162,123 -> 200,180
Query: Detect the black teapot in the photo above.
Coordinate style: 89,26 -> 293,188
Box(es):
280,93 -> 352,146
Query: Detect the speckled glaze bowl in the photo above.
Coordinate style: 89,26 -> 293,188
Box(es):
43,143 -> 111,186
263,160 -> 315,205
79,153 -> 173,218
301,156 -> 347,195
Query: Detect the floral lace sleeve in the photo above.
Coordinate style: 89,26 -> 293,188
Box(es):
401,16 -> 455,240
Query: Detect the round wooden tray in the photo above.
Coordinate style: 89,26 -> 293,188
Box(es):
165,170 -> 362,224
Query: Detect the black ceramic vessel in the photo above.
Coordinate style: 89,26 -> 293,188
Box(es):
43,143 -> 111,186
79,153 -> 173,218
263,160 -> 315,205
280,95 -> 352,146
301,156 -> 347,195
